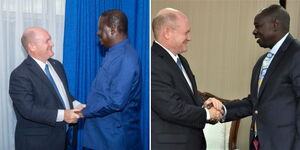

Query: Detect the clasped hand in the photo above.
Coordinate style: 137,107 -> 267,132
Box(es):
64,104 -> 86,124
204,98 -> 224,123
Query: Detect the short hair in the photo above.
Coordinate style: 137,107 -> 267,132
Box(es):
152,12 -> 178,40
101,9 -> 128,35
21,29 -> 36,51
260,4 -> 290,31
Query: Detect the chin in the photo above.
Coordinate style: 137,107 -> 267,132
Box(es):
258,43 -> 268,48
49,52 -> 54,57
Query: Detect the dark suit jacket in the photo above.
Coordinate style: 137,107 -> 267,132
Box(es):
224,34 -> 300,150
9,56 -> 75,150
151,42 -> 207,150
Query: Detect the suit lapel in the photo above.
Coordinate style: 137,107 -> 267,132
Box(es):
49,59 -> 67,90
25,56 -> 65,108
179,55 -> 203,105
153,42 -> 199,104
49,59 -> 73,108
251,54 -> 267,98
258,35 -> 294,98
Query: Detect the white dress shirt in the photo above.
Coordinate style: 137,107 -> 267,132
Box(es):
155,41 -> 212,120
32,56 -> 80,122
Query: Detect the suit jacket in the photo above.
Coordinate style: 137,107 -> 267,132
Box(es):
82,40 -> 142,150
224,34 -> 300,150
9,56 -> 75,150
151,42 -> 207,150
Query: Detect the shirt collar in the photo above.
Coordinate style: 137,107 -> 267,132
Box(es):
155,41 -> 179,62
31,56 -> 50,71
269,33 -> 289,55
108,39 -> 129,52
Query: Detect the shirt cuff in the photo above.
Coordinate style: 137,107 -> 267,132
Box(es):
205,108 -> 210,120
72,100 -> 81,108
56,109 -> 64,122
221,104 -> 227,122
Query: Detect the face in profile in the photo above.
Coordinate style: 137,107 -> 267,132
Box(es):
97,16 -> 112,48
169,15 -> 191,54
33,30 -> 54,60
253,14 -> 277,48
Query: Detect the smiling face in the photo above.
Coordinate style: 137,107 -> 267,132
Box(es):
168,15 -> 191,54
27,28 -> 54,62
34,31 -> 54,60
97,16 -> 113,48
252,14 -> 277,49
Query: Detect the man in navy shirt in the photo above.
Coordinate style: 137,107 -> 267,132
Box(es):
81,10 -> 142,150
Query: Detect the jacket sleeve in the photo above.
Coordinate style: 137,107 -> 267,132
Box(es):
223,95 -> 253,122
83,55 -> 141,117
151,58 -> 207,129
9,70 -> 57,126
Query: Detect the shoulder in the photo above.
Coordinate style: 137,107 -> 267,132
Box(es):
49,58 -> 63,65
115,43 -> 140,65
48,58 -> 64,70
11,58 -> 31,76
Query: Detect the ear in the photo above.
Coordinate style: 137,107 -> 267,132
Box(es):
273,18 -> 280,32
28,42 -> 36,52
164,26 -> 173,40
110,24 -> 117,35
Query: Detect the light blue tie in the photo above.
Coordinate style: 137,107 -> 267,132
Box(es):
176,57 -> 183,71
258,52 -> 274,92
255,52 -> 274,137
44,64 -> 66,108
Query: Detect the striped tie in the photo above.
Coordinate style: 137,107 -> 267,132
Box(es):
258,52 -> 274,91
253,52 -> 274,148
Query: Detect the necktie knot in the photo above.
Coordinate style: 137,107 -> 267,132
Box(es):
258,51 -> 274,92
176,57 -> 183,70
45,64 -> 50,72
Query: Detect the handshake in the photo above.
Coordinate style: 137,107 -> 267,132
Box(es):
203,98 -> 224,124
63,104 -> 86,124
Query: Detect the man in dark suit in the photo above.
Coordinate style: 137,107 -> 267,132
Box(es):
9,27 -> 85,150
222,5 -> 300,150
151,8 -> 223,150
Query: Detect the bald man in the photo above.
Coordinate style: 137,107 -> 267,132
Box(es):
9,27 -> 84,150
151,8 -> 223,150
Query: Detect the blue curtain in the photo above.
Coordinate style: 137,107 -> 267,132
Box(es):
63,0 -> 149,149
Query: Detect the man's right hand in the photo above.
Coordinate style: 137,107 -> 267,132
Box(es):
208,107 -> 223,122
64,109 -> 81,124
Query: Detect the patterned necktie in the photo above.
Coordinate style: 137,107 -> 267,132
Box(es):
176,57 -> 183,71
258,52 -> 274,91
252,52 -> 274,150
45,64 -> 66,108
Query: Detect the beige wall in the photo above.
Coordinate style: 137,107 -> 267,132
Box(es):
151,0 -> 300,149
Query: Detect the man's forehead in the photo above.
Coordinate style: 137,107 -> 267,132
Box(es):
254,13 -> 267,22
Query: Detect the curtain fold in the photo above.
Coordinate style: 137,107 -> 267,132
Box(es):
63,0 -> 149,149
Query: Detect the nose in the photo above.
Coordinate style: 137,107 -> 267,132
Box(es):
187,33 -> 192,41
97,30 -> 101,36
49,41 -> 54,47
252,28 -> 257,36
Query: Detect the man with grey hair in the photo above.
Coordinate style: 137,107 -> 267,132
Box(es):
151,8 -> 223,150
9,27 -> 85,150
